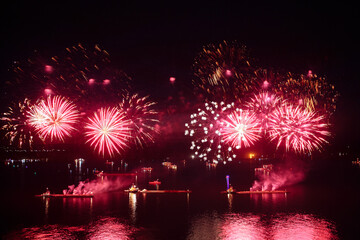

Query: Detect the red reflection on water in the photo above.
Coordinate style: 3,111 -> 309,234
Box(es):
87,217 -> 135,240
188,213 -> 338,240
272,214 -> 338,239
7,217 -> 135,240
220,213 -> 338,240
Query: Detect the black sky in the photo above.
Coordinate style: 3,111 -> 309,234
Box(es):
1,1 -> 359,151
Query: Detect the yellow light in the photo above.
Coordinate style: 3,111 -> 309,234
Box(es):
249,153 -> 255,159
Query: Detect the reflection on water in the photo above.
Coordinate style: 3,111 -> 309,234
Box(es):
187,212 -> 338,240
87,217 -> 135,240
128,193 -> 137,223
5,217 -> 136,240
250,192 -> 288,208
227,193 -> 233,211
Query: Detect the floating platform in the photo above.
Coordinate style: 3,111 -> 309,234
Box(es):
141,190 -> 191,193
148,181 -> 161,185
125,189 -> 191,194
236,190 -> 288,194
220,190 -> 236,194
35,194 -> 94,198
97,172 -> 136,177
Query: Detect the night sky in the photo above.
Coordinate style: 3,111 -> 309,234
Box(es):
1,1 -> 359,152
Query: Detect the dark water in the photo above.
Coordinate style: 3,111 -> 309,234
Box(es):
0,155 -> 359,239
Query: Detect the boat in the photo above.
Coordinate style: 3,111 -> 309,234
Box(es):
35,193 -> 94,198
142,167 -> 153,172
124,184 -> 140,193
220,187 -> 235,194
162,161 -> 172,167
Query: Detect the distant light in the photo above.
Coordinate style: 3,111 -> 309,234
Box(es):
262,80 -> 269,89
307,70 -> 313,77
169,77 -> 176,83
44,88 -> 52,95
103,79 -> 110,85
88,78 -> 95,85
225,69 -> 232,76
44,65 -> 53,74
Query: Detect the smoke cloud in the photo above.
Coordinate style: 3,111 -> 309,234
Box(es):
250,159 -> 307,191
63,177 -> 132,195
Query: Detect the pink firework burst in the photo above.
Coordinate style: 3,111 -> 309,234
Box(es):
220,109 -> 262,148
118,93 -> 159,148
85,107 -> 131,157
245,92 -> 282,115
268,104 -> 330,153
245,91 -> 283,133
27,95 -> 79,142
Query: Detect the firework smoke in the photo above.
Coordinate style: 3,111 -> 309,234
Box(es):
63,177 -> 132,195
251,167 -> 305,191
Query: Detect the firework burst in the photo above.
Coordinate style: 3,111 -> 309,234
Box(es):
118,93 -> 159,148
220,109 -> 262,148
268,104 -> 330,153
245,91 -> 283,133
274,71 -> 339,116
185,101 -> 239,163
1,98 -> 42,148
8,44 -> 132,108
27,95 -> 80,142
85,107 -> 131,157
193,40 -> 257,102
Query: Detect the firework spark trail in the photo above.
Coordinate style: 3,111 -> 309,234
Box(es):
185,101 -> 239,163
192,40 -> 257,102
268,104 -> 330,153
27,95 -> 79,142
8,44 -> 132,108
220,109 -> 262,149
85,107 -> 131,157
118,93 -> 159,148
274,71 -> 339,115
1,98 -> 41,148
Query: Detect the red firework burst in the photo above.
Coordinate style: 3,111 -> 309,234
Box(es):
245,91 -> 284,133
220,109 -> 262,148
85,107 -> 131,157
268,104 -> 330,153
27,95 -> 79,142
117,93 -> 158,148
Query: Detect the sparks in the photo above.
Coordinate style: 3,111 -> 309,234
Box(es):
27,95 -> 79,142
118,93 -> 159,148
220,109 -> 262,148
85,107 -> 131,157
268,104 -> 330,153
245,91 -> 283,133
